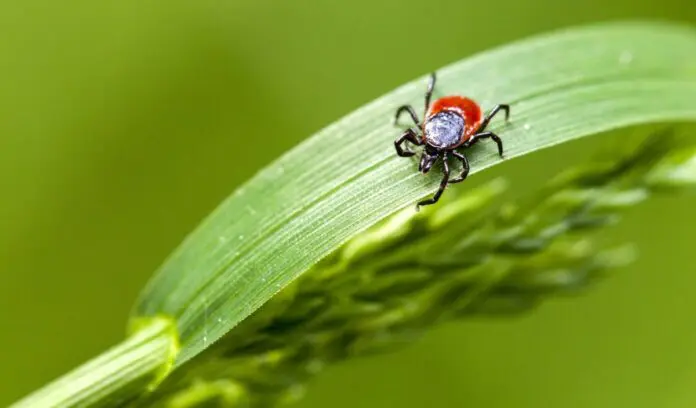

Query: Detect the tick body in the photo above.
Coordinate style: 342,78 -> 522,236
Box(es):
394,72 -> 510,209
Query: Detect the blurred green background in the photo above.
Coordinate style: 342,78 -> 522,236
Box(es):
1,1 -> 695,407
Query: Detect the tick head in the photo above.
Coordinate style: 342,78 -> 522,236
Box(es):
419,146 -> 439,174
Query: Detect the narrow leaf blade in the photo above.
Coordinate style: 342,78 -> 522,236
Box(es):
133,21 -> 696,366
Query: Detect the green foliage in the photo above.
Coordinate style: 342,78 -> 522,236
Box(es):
10,21 -> 696,408
134,21 -> 696,368
11,317 -> 178,408
135,129 -> 696,407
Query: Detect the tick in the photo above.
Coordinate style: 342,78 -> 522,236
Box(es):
394,72 -> 510,209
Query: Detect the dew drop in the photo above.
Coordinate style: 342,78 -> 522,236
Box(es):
619,51 -> 633,65
274,166 -> 286,177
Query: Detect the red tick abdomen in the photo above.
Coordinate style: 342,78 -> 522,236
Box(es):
427,96 -> 483,142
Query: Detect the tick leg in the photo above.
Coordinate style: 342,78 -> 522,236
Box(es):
424,72 -> 436,113
417,152 -> 449,209
448,151 -> 470,183
477,104 -> 510,133
394,105 -> 420,127
394,128 -> 422,157
466,131 -> 504,157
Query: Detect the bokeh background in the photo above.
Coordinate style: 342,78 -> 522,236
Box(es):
2,1 -> 696,407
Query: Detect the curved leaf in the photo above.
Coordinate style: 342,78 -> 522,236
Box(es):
133,21 -> 696,366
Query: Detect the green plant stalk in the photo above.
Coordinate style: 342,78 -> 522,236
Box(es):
10,133 -> 696,408
134,130 -> 696,408
10,22 -> 696,408
135,21 -> 696,368
11,317 -> 179,408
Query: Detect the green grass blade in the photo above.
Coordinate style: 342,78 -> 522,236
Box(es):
136,129 -> 696,408
10,317 -> 178,408
133,21 -> 696,368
